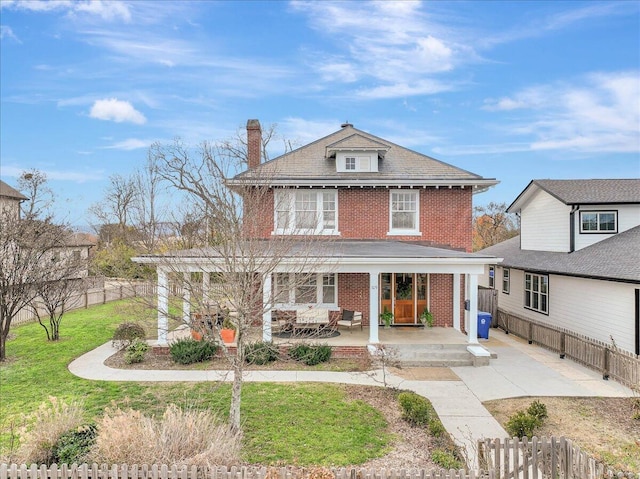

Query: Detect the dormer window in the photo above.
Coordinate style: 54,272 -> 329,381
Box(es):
336,152 -> 378,173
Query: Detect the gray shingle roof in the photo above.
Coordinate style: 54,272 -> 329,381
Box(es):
0,180 -> 27,201
509,179 -> 640,212
233,125 -> 498,191
480,226 -> 640,282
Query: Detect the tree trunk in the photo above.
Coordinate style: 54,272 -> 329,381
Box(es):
229,355 -> 243,435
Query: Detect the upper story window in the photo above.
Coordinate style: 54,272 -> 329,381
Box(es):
502,268 -> 510,294
389,190 -> 419,235
345,157 -> 356,170
524,272 -> 548,314
580,211 -> 617,233
336,152 -> 378,172
274,189 -> 338,235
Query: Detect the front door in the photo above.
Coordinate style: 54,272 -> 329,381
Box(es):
380,273 -> 429,325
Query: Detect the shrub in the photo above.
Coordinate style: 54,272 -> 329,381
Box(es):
15,397 -> 85,464
51,424 -> 96,465
428,418 -> 446,437
88,404 -> 241,466
124,338 -> 149,364
398,391 -> 430,427
170,338 -> 218,365
289,343 -> 332,366
431,449 -> 464,470
112,322 -> 146,350
527,400 -> 548,421
505,410 -> 541,438
245,341 -> 279,365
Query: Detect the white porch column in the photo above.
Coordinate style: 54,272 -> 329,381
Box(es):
182,272 -> 191,326
468,273 -> 479,344
453,273 -> 461,331
262,273 -> 272,342
203,272 -> 210,303
157,269 -> 169,346
368,271 -> 380,343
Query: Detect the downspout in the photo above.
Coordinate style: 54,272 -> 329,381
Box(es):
569,205 -> 579,253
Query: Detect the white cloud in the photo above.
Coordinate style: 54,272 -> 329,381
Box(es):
104,138 -> 151,150
1,0 -> 131,22
0,25 -> 21,42
0,164 -> 104,182
89,98 -> 146,124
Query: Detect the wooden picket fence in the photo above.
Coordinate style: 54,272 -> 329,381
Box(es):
495,309 -> 640,388
0,464 -> 485,479
478,436 -> 639,479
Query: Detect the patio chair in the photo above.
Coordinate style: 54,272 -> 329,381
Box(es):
336,309 -> 362,332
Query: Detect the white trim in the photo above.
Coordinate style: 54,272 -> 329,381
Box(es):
273,189 -> 339,235
388,190 -> 420,235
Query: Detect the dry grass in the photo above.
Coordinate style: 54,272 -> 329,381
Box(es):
89,404 -> 241,467
11,397 -> 85,464
484,396 -> 640,473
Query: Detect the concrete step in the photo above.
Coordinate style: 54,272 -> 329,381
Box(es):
382,343 -> 478,367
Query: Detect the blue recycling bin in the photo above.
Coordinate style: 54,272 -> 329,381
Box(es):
477,311 -> 492,339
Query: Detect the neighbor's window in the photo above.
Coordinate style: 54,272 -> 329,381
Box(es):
390,190 -> 419,234
502,268 -> 510,294
524,272 -> 548,314
580,211 -> 617,233
274,189 -> 337,234
488,266 -> 495,288
273,273 -> 337,306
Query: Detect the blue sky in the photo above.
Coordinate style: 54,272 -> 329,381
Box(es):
1,0 -> 639,229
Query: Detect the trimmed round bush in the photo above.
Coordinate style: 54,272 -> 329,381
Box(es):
112,322 -> 146,349
245,341 -> 279,365
170,337 -> 218,364
398,391 -> 431,426
505,410 -> 541,438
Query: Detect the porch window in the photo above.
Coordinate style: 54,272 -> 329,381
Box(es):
524,272 -> 548,314
273,273 -> 338,307
502,268 -> 510,294
580,211 -> 617,233
389,190 -> 419,235
274,189 -> 338,235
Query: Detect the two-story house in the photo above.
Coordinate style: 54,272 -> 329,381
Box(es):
139,120 -> 500,348
480,179 -> 640,356
0,179 -> 27,219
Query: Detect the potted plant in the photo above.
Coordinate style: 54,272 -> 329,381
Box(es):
419,308 -> 434,327
220,317 -> 236,344
380,309 -> 393,329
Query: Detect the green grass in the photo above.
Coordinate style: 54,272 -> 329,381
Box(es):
0,300 -> 391,466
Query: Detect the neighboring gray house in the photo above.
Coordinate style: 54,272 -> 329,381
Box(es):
0,179 -> 27,220
480,179 -> 640,355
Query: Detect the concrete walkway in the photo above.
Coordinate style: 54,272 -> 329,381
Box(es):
68,329 -> 634,469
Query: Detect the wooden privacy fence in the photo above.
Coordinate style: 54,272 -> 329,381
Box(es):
0,464 -> 486,479
495,309 -> 640,388
12,280 -> 157,326
478,436 -> 638,479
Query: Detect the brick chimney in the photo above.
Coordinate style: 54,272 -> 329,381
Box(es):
246,119 -> 261,170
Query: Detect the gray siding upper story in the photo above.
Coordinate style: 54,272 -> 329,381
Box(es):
480,226 -> 640,283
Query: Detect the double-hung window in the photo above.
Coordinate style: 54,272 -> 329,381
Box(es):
274,189 -> 338,234
502,268 -> 510,294
580,211 -> 617,233
524,272 -> 548,314
389,190 -> 419,234
273,273 -> 337,307
488,266 -> 495,288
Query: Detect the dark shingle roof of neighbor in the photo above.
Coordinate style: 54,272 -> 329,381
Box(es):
0,180 -> 28,200
233,124 -> 498,189
480,226 -> 640,282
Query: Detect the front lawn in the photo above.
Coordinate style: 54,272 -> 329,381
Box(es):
0,300 -> 391,466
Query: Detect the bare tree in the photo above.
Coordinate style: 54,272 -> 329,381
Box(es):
148,137 -> 331,435
89,174 -> 138,243
0,214 -> 70,359
472,202 -> 519,251
18,169 -> 54,220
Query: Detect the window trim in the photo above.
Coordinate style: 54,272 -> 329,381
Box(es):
273,189 -> 339,235
273,273 -> 338,309
502,268 -> 510,294
388,190 -> 420,236
524,272 -> 549,315
579,210 -> 618,234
